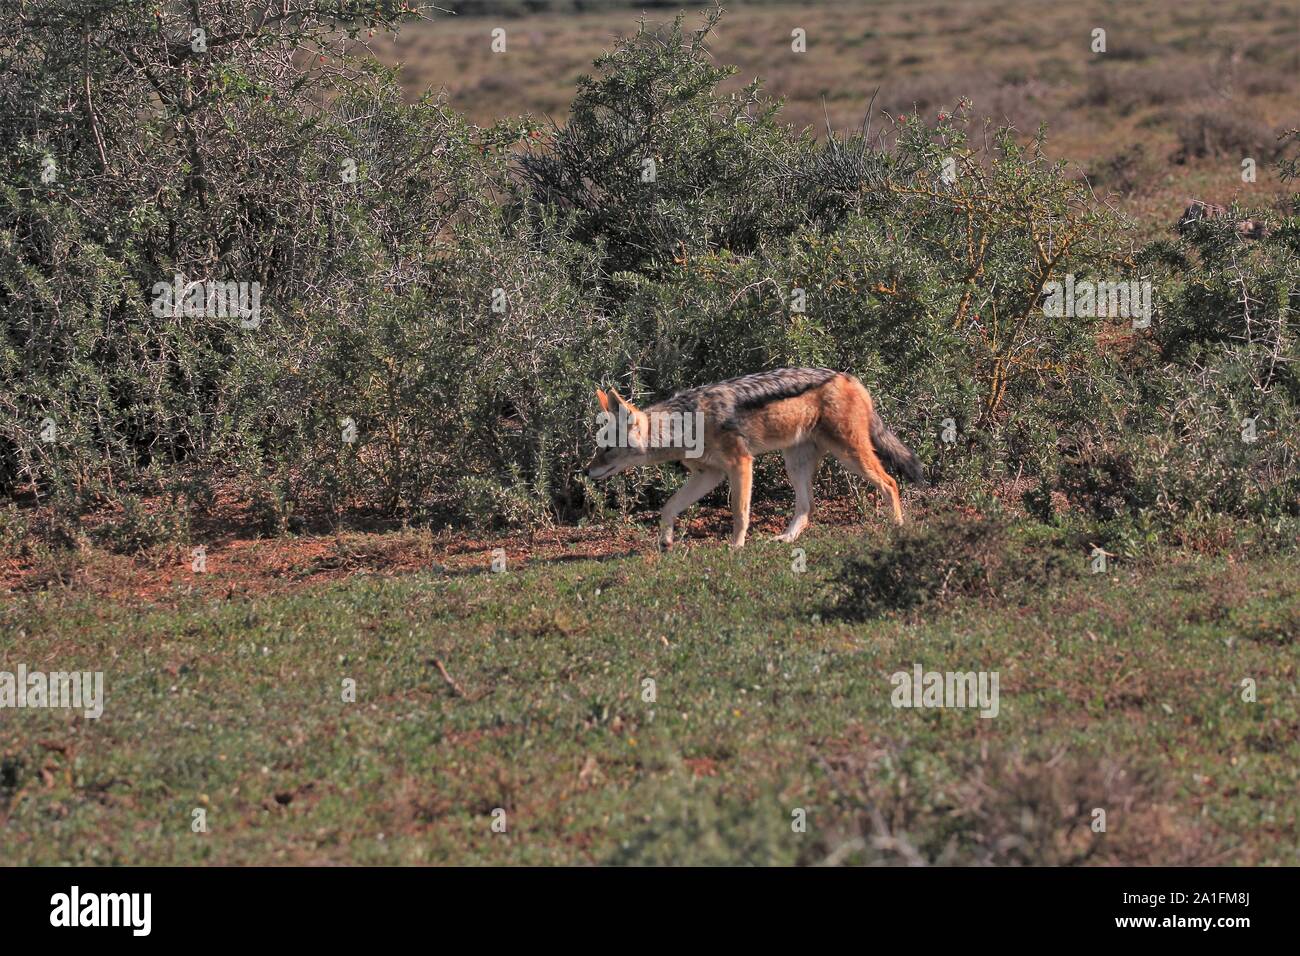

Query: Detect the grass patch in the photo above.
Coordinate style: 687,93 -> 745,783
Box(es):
1,518 -> 1296,864
823,512 -> 1078,619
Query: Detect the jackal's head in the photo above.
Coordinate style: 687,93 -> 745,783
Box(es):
583,388 -> 650,479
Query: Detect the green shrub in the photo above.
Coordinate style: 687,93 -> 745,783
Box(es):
825,512 -> 1076,619
89,493 -> 190,557
0,4 -> 1296,551
517,8 -> 812,278
1059,214 -> 1300,530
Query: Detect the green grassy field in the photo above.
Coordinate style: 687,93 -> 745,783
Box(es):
3,518 -> 1296,865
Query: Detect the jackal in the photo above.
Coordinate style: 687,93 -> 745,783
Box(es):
583,368 -> 925,549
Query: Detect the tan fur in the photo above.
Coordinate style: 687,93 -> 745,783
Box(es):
585,371 -> 913,550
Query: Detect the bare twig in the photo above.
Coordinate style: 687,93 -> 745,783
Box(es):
432,657 -> 470,699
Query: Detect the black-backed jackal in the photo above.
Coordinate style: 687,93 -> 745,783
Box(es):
584,368 -> 925,549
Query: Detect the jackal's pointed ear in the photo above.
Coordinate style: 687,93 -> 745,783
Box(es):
608,387 -> 639,414
595,388 -> 611,414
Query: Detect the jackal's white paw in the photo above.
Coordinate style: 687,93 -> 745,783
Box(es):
657,532 -> 674,552
772,531 -> 801,544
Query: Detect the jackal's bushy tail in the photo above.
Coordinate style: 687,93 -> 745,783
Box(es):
869,408 -> 927,485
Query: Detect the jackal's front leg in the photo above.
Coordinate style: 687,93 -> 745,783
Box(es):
658,468 -> 724,550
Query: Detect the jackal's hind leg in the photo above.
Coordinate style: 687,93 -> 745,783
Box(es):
833,445 -> 903,525
775,444 -> 821,543
659,468 -> 724,550
727,456 -> 754,549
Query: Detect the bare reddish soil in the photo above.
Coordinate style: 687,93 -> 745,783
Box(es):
2,492 -> 903,606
